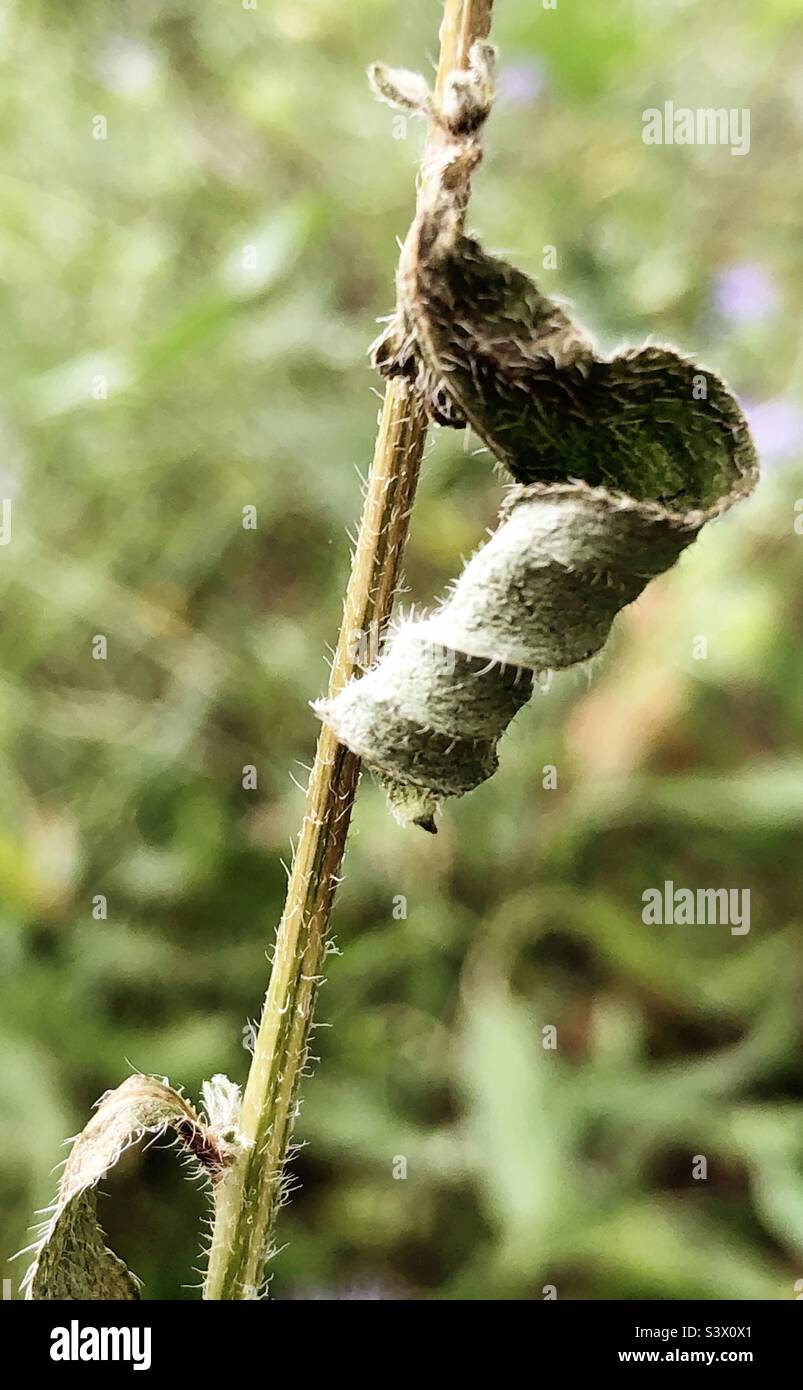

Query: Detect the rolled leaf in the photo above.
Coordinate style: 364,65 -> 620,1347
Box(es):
318,48 -> 759,829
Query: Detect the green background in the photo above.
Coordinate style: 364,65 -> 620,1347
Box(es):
1,0 -> 802,1300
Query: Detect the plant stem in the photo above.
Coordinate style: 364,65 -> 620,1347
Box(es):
204,0 -> 494,1302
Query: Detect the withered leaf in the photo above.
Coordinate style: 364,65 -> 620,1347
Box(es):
24,1074 -> 232,1300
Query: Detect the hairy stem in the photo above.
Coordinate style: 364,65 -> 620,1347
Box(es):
204,0 -> 494,1301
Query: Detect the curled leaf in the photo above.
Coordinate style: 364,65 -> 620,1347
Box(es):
318,49 -> 759,829
23,1073 -> 238,1300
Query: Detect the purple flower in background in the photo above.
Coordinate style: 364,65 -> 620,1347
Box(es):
713,261 -> 779,325
745,398 -> 803,465
289,1280 -> 402,1300
496,57 -> 547,110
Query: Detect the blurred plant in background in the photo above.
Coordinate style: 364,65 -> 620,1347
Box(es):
1,0 -> 802,1299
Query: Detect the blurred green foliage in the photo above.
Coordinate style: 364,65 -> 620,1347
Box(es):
1,0 -> 802,1300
